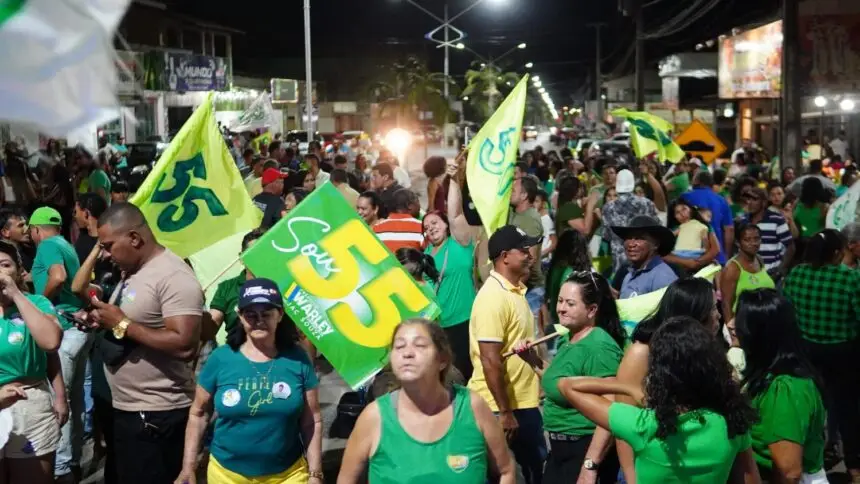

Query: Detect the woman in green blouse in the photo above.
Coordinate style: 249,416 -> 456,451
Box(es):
513,271 -> 627,483
423,177 -> 481,381
0,241 -> 65,484
735,289 -> 826,482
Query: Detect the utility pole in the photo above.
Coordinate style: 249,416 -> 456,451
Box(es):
443,3 -> 449,103
588,23 -> 606,123
303,0 -> 314,135
780,0 -> 801,171
635,0 -> 645,111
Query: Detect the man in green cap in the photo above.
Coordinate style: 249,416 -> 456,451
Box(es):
29,206 -> 91,483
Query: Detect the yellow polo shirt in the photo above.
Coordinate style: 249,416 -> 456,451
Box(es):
467,270 -> 540,411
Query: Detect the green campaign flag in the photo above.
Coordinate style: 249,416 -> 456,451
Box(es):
242,183 -> 441,389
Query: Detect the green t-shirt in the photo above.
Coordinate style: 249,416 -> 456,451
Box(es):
425,238 -> 476,328
750,375 -> 825,474
555,202 -> 584,237
198,344 -> 319,477
210,272 -> 246,335
542,327 -> 623,435
32,235 -> 83,330
88,169 -> 112,202
609,403 -> 752,483
793,203 -> 825,238
509,207 -> 544,289
667,172 -> 691,200
0,294 -> 58,385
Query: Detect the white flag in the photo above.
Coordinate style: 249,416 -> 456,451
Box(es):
0,0 -> 132,136
231,92 -> 276,132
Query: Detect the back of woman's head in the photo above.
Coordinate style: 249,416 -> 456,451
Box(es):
422,156 -> 446,179
802,229 -> 845,268
565,271 -> 626,349
633,278 -> 715,344
647,317 -> 755,440
735,289 -> 820,397
799,176 -> 825,207
548,229 -> 592,273
557,176 -> 582,205
396,247 -> 439,284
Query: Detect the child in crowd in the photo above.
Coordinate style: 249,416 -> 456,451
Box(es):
671,199 -> 711,261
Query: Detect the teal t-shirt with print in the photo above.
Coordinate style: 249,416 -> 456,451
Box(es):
0,294 -> 58,385
32,235 -> 83,330
199,344 -> 319,478
425,238 -> 476,328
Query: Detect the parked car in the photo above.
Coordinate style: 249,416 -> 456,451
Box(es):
286,130 -> 323,154
523,126 -> 539,141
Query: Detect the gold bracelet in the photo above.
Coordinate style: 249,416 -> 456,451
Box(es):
309,470 -> 324,480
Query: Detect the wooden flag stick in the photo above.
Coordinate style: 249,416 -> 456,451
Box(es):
201,256 -> 244,293
502,329 -> 567,359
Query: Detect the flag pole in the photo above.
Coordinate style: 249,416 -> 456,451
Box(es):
202,256 -> 243,292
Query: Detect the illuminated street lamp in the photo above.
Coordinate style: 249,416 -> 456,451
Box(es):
840,99 -> 855,111
525,62 -> 533,68
517,42 -> 527,49
814,96 -> 827,108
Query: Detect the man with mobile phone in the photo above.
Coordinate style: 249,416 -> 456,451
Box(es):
29,206 -> 90,483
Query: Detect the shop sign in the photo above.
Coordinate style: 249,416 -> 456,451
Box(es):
718,20 -> 783,98
799,14 -> 860,93
271,79 -> 299,102
162,53 -> 228,92
673,119 -> 727,165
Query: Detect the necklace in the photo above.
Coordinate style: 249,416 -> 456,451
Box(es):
242,345 -> 276,390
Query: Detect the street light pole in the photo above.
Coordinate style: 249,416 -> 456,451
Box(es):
443,3 -> 449,103
303,0 -> 314,136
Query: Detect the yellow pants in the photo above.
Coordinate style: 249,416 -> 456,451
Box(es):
207,455 -> 309,484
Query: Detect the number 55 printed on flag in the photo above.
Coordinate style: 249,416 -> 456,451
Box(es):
242,183 -> 441,389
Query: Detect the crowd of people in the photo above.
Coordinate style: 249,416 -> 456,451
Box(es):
0,127 -> 857,484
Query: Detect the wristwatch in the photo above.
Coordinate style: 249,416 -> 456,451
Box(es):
308,470 -> 324,480
113,318 -> 132,340
583,458 -> 599,470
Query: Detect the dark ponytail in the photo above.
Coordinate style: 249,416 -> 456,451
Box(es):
396,248 -> 439,284
802,229 -> 845,268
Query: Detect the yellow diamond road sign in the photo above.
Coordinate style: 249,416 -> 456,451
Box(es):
674,119 -> 727,165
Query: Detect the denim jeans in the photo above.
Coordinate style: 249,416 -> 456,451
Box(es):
84,359 -> 93,435
525,287 -> 546,338
54,327 -> 95,477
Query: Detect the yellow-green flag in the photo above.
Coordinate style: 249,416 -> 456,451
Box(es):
131,92 -> 262,258
466,75 -> 529,236
611,108 -> 685,163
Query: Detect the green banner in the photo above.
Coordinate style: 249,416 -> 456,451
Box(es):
242,183 -> 441,388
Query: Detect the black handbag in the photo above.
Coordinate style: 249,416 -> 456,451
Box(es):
94,280 -> 139,368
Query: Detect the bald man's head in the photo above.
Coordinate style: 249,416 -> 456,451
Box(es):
98,202 -> 150,235
97,202 -> 157,273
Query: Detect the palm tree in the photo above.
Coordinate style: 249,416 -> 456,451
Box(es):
370,56 -> 457,127
462,62 -> 520,122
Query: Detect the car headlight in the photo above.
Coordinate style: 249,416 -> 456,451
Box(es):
384,128 -> 412,153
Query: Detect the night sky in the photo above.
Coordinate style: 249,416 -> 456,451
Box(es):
170,0 -> 780,102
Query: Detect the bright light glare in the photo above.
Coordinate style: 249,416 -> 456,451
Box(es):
463,95 -> 470,101
525,62 -> 534,68
480,63 -> 487,68
384,128 -> 412,155
534,81 -> 542,88
532,76 -> 540,82
539,87 -> 546,93
455,42 -> 465,50
814,96 -> 827,108
518,42 -> 527,49
840,99 -> 855,111
723,107 -> 734,118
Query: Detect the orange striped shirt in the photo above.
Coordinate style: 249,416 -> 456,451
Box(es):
373,213 -> 425,252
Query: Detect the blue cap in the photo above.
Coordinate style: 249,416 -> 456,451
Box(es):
238,278 -> 284,311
